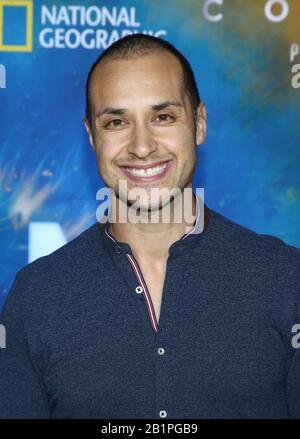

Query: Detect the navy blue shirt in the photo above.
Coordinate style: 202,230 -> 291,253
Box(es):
1,204 -> 300,419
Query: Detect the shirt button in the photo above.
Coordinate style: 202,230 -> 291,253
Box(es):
158,347 -> 165,355
115,245 -> 122,255
159,410 -> 167,418
135,286 -> 143,294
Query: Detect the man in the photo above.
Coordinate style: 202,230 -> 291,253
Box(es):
1,34 -> 300,419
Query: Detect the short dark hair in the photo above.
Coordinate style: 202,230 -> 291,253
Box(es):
85,34 -> 201,124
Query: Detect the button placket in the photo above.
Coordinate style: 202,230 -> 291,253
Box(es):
126,253 -> 158,333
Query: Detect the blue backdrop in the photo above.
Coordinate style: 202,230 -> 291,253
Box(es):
1,0 -> 300,310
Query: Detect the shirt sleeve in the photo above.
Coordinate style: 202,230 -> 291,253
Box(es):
0,273 -> 50,419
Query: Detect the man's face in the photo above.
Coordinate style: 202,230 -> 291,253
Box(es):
84,50 -> 206,211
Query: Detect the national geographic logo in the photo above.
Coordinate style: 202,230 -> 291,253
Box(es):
0,0 -> 33,52
0,0 -> 297,53
0,1 -> 166,51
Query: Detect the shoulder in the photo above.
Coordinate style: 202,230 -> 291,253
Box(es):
202,208 -> 300,318
1,222 -> 112,343
205,207 -> 300,272
13,221 -> 107,295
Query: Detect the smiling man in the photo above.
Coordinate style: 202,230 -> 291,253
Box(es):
83,37 -> 207,324
1,34 -> 300,419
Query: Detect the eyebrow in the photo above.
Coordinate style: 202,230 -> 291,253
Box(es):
95,100 -> 183,119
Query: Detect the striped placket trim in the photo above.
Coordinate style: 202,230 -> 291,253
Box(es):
104,194 -> 200,333
126,254 -> 158,333
104,227 -> 159,332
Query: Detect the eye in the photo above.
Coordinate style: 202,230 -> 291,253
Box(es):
154,113 -> 174,123
105,119 -> 125,128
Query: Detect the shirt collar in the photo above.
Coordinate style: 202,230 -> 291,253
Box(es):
99,192 -> 210,258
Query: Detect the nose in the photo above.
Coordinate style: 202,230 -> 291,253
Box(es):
127,120 -> 157,158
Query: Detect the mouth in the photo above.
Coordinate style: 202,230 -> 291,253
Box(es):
118,160 -> 172,183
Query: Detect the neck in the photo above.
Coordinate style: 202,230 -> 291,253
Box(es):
108,188 -> 197,260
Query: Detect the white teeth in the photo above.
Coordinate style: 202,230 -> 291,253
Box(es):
124,162 -> 167,177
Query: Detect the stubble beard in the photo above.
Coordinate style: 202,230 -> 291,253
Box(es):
103,152 -> 197,217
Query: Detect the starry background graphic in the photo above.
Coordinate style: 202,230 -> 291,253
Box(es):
0,0 -> 299,310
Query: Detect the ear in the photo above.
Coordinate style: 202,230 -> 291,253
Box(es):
83,116 -> 95,151
195,102 -> 207,145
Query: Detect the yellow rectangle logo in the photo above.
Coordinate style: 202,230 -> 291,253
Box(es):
0,0 -> 33,52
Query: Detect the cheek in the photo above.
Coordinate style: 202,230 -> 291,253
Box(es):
155,125 -> 195,153
94,133 -> 127,165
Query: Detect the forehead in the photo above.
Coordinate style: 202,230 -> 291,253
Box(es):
89,51 -> 186,109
